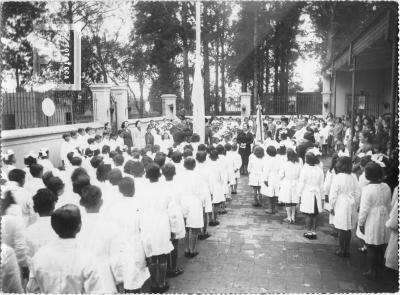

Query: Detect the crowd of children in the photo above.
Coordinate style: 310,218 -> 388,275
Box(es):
1,112 -> 398,293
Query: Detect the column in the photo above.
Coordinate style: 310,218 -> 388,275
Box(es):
111,86 -> 128,129
240,92 -> 251,117
321,75 -> 332,117
90,83 -> 113,125
161,94 -> 177,119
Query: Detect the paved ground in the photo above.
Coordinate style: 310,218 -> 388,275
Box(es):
163,160 -> 398,293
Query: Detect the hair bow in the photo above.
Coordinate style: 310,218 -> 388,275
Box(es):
371,154 -> 386,168
24,151 -> 38,159
308,147 -> 321,157
357,151 -> 373,158
338,150 -> 350,157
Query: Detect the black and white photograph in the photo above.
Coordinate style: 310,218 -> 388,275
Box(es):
1,0 -> 399,293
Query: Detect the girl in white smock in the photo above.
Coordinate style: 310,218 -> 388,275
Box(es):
248,146 -> 265,207
261,145 -> 282,214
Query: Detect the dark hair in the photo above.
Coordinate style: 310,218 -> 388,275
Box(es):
85,127 -> 92,133
231,143 -> 238,152
216,144 -> 225,155
46,176 -> 65,197
96,164 -> 112,182
70,157 -> 82,167
277,145 -> 286,155
171,151 -> 182,163
360,155 -> 372,168
154,154 -> 166,168
102,145 -> 110,154
109,169 -> 122,186
266,146 -> 277,157
361,130 -> 373,144
62,133 -> 71,140
131,161 -> 145,178
196,151 -> 207,163
72,174 -> 91,196
141,155 -> 153,170
280,133 -> 288,140
197,144 -> 206,152
8,169 -> 26,185
90,156 -> 103,169
365,162 -> 383,183
93,149 -> 100,157
119,177 -> 135,197
305,150 -> 320,166
80,185 -> 102,209
335,156 -> 352,174
145,163 -> 161,181
85,148 -> 94,158
109,151 -> 118,159
33,188 -> 57,214
78,128 -> 84,133
182,149 -> 193,159
210,149 -> 219,161
254,146 -> 265,158
224,143 -> 232,152
286,149 -> 299,163
162,163 -> 176,180
30,163 -> 44,178
113,154 -> 124,167
24,156 -> 37,167
329,153 -> 339,172
184,157 -> 196,170
51,204 -> 81,238
70,167 -> 89,184
1,191 -> 16,215
42,171 -> 54,188
94,135 -> 102,141
87,138 -> 95,145
70,131 -> 76,137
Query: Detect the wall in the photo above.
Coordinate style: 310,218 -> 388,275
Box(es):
334,68 -> 391,116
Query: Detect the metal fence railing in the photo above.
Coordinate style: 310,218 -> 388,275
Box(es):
2,90 -> 94,130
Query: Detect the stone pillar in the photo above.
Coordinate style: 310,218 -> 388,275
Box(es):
161,94 -> 177,119
240,92 -> 251,117
111,86 -> 128,129
90,83 -> 113,124
321,75 -> 332,117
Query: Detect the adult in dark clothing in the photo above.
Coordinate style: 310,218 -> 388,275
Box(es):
296,131 -> 317,163
205,119 -> 213,145
237,124 -> 254,175
121,121 -> 133,148
275,117 -> 291,142
145,126 -> 155,149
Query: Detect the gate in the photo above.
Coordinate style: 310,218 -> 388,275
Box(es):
296,92 -> 322,115
109,94 -> 118,134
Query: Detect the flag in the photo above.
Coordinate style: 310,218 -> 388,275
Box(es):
191,2 -> 205,143
255,104 -> 263,142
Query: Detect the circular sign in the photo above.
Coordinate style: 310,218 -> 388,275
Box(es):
42,98 -> 56,117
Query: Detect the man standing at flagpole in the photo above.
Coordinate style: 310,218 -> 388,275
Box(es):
191,1 -> 205,143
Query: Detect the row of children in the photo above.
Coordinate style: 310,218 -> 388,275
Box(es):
1,129 -> 243,293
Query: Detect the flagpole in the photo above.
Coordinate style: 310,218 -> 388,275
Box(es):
191,1 -> 205,143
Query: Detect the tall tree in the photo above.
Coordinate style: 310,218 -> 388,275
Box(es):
1,2 -> 47,90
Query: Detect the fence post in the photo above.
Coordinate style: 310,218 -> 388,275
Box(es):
161,94 -> 177,119
90,83 -> 113,125
111,86 -> 128,128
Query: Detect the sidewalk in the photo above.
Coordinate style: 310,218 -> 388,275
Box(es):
166,174 -> 398,293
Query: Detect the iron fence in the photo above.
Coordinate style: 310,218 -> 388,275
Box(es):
2,90 -> 94,130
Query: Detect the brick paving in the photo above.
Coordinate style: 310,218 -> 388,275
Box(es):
162,165 -> 399,293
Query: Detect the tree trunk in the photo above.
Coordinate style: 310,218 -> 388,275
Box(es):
202,4 -> 211,115
139,81 -> 144,117
15,67 -> 20,91
252,9 -> 258,113
220,15 -> 226,114
214,39 -> 219,115
259,44 -> 264,106
182,3 -> 191,110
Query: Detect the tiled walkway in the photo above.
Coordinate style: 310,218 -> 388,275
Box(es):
165,174 -> 398,293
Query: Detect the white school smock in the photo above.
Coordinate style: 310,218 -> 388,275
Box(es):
178,170 -> 206,229
109,197 -> 150,290
207,159 -> 226,204
231,151 -> 242,179
225,152 -> 237,185
358,183 -> 391,245
248,154 -> 264,186
1,244 -> 23,293
217,155 -> 230,194
323,169 -> 336,224
278,160 -> 302,204
385,190 -> 398,270
138,182 -> 174,257
194,162 -> 213,213
162,179 -> 186,239
298,165 -> 324,214
78,213 -> 124,286
329,173 -> 360,230
1,215 -> 28,269
27,238 -> 117,294
38,158 -> 55,174
24,178 -> 46,196
260,156 -> 283,197
25,216 -> 57,260
4,181 -> 37,227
